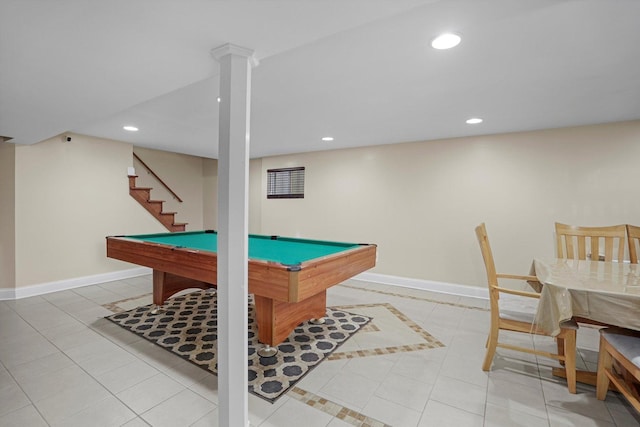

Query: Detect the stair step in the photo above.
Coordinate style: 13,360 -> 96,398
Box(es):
130,189 -> 151,197
128,173 -> 186,232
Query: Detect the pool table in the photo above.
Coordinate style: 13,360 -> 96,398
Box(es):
106,230 -> 376,347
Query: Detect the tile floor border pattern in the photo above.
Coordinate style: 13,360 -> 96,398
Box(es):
102,293 -> 152,313
101,281 -> 489,314
101,291 -> 447,427
102,298 -> 445,363
360,323 -> 381,333
5,279 -> 636,426
328,303 -> 444,361
289,387 -> 392,427
341,284 -> 489,312
105,291 -> 373,403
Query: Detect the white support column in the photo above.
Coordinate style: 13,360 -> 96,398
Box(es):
211,43 -> 258,427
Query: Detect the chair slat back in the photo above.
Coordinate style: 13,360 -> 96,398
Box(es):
475,222 -> 578,393
475,223 -> 504,319
555,223 -> 626,262
475,223 -> 498,288
627,224 -> 640,264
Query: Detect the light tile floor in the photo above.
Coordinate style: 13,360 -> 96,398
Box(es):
1,276 -> 639,426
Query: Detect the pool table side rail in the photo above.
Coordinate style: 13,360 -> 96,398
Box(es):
106,236 -> 218,283
295,244 -> 377,301
249,244 -> 376,302
106,236 -> 377,303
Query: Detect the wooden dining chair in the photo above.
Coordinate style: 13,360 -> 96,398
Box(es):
596,328 -> 640,411
627,224 -> 640,264
555,222 -> 626,262
476,223 -> 577,393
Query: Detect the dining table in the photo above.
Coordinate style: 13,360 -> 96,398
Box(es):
533,258 -> 640,385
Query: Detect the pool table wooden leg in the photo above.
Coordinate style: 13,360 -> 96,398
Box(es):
152,270 -> 215,309
254,290 -> 327,347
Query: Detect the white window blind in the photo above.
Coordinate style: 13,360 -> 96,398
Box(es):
267,167 -> 305,199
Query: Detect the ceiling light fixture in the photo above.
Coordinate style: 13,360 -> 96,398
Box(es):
466,118 -> 483,124
431,33 -> 461,50
321,136 -> 334,142
123,125 -> 139,132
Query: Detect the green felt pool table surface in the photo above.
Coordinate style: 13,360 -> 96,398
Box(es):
125,230 -> 362,266
106,230 -> 376,346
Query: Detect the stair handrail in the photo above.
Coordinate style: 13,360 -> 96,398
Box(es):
132,152 -> 183,203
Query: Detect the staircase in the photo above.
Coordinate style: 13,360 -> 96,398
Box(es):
128,175 -> 187,232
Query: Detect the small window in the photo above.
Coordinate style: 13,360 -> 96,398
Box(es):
267,167 -> 305,199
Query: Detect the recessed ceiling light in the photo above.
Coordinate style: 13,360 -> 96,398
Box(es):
216,97 -> 221,103
431,33 -> 461,50
322,136 -> 334,142
123,125 -> 139,132
466,118 -> 483,124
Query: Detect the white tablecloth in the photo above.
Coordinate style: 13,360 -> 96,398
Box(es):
533,258 -> 640,336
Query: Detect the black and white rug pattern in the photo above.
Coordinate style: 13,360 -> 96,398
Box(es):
105,289 -> 371,402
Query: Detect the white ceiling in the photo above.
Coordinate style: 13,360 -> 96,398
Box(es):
2,0 -> 640,159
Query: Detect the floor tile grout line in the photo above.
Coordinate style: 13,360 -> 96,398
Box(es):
5,278 -> 637,426
288,387 -> 392,427
101,292 -> 153,313
102,290 -> 445,426
101,282 -> 489,314
0,360 -> 52,427
0,302 -> 83,426
7,293 -> 192,425
341,284 -> 489,311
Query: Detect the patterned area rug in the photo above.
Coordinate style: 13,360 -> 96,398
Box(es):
105,289 -> 371,402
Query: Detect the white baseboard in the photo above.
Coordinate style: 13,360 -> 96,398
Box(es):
1,268 -> 486,302
0,267 -> 151,300
0,288 -> 16,300
354,272 -> 488,300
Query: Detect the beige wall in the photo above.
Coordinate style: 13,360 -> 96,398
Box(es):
249,159 -> 263,234
255,120 -> 640,287
0,142 -> 16,289
9,136 -> 225,289
6,120 -> 640,291
201,158 -> 263,233
133,147 -> 204,230
14,134 -> 164,287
